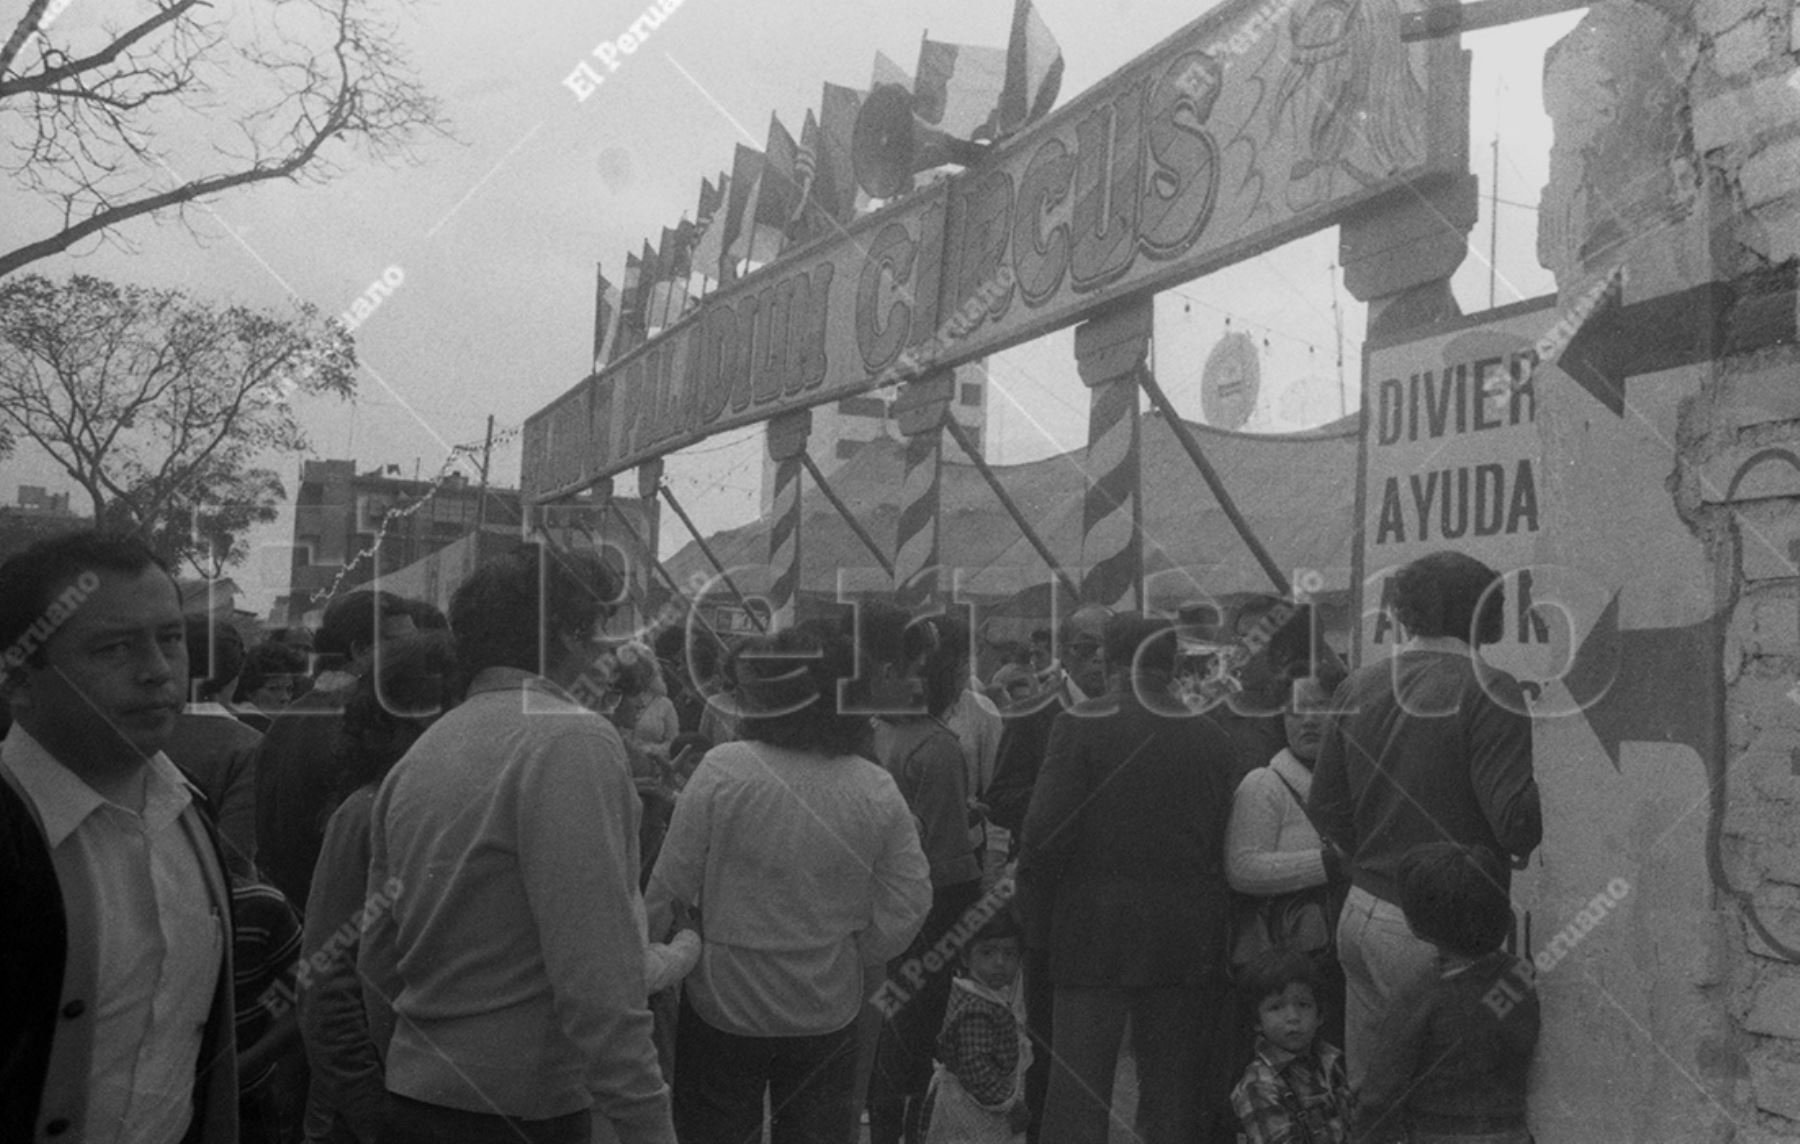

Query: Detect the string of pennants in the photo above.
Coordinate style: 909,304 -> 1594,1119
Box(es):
590,0 -> 1065,375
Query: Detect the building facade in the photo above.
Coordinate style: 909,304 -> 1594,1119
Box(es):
275,459 -> 638,626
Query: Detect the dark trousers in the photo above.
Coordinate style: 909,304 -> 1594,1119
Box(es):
672,996 -> 860,1144
1021,946 -> 1055,1144
381,1093 -> 588,1144
1040,983 -> 1232,1144
867,878 -> 984,1144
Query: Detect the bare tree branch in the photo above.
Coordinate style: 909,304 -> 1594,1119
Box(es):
0,1 -> 205,96
1,0 -> 449,279
0,0 -> 55,83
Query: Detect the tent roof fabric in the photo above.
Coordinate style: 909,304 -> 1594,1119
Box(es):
665,410 -> 1359,607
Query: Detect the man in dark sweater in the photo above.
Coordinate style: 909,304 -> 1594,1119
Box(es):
166,615 -> 262,876
253,589 -> 415,909
1308,551 -> 1542,1087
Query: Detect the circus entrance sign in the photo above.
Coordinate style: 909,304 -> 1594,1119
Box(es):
521,0 -> 1469,505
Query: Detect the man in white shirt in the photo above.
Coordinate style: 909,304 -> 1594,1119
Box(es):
0,530 -> 237,1144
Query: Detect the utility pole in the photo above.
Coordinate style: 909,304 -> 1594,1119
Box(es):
474,414 -> 495,534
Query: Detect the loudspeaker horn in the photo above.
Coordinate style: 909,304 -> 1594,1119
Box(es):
852,84 -> 989,200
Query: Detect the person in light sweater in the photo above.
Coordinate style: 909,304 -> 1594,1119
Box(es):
646,621 -> 932,1144
359,543 -> 675,1144
1225,666 -> 1351,1054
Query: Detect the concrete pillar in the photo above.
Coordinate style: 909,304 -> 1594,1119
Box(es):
766,409 -> 811,630
1075,299 -> 1149,612
892,372 -> 955,610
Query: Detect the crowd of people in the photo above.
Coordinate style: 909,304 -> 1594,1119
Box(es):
0,529 -> 1544,1144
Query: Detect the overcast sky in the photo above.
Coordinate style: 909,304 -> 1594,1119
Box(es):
0,0 -> 1581,615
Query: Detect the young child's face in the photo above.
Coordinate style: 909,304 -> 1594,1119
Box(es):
966,936 -> 1022,992
1256,982 -> 1321,1054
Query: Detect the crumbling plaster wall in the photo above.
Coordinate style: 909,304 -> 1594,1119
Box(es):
1539,0 -> 1800,1138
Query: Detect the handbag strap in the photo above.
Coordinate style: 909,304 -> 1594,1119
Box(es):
1270,767 -> 1312,824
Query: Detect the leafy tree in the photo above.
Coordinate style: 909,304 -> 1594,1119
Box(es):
0,0 -> 448,278
0,273 -> 356,572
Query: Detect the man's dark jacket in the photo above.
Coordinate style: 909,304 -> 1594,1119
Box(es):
0,762 -> 238,1143
254,680 -> 352,909
1017,684 -> 1239,987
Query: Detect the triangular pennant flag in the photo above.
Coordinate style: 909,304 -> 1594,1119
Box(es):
748,114 -> 798,266
593,264 -> 619,372
664,219 -> 696,322
915,36 -> 1007,141
724,146 -> 766,282
696,175 -> 723,231
691,172 -> 732,286
670,219 -> 696,283
627,239 -> 656,344
820,82 -> 866,220
785,109 -> 821,247
646,225 -> 678,331
613,254 -> 640,363
872,50 -> 913,91
1000,0 -> 1064,134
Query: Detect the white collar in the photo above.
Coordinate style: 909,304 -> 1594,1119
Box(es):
0,725 -> 193,847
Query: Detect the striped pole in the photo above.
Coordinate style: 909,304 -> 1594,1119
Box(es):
766,410 -> 811,630
892,372 -> 956,610
635,459 -> 664,632
1076,300 -> 1150,612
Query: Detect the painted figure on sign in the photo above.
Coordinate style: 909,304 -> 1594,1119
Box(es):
1266,0 -> 1424,208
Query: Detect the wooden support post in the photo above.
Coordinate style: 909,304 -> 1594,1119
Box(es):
1075,299 -> 1150,612
891,371 -> 955,610
766,409 -> 811,630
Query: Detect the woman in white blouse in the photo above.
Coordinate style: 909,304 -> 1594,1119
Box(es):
1224,667 -> 1350,1049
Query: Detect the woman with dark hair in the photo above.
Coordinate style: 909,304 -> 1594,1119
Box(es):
1307,550 -> 1542,1088
1223,665 -> 1352,1081
235,641 -> 309,732
862,604 -> 988,1144
645,624 -> 931,1144
298,632 -> 462,1144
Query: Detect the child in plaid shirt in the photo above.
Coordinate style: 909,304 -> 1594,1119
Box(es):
1231,949 -> 1353,1144
922,908 -> 1031,1144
